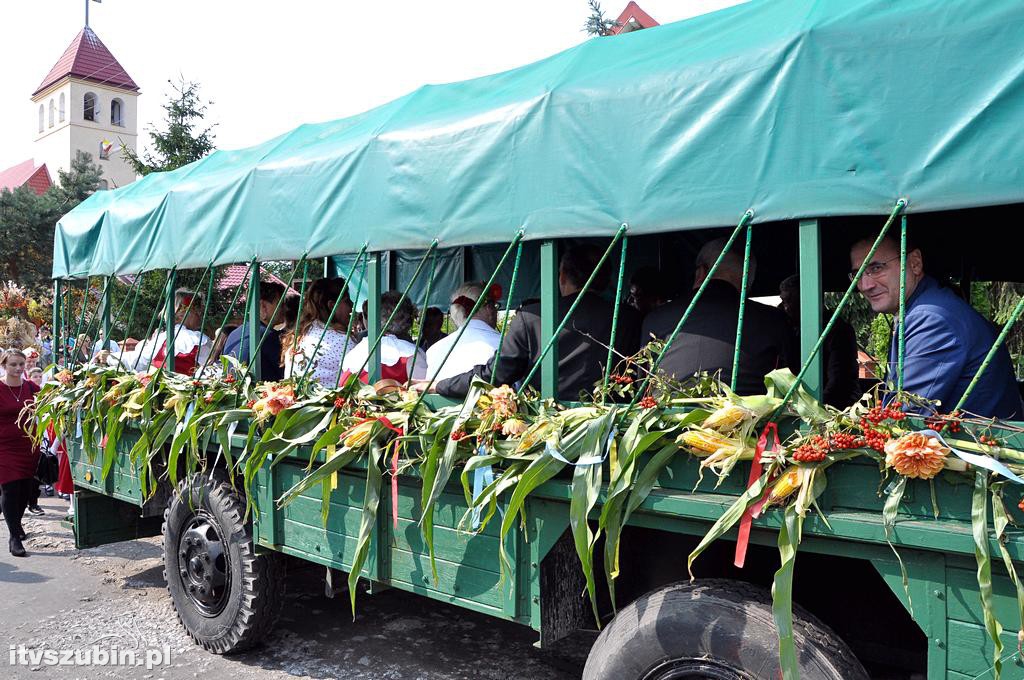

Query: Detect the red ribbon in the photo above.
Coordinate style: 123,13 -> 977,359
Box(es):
376,416 -> 405,529
734,422 -> 779,569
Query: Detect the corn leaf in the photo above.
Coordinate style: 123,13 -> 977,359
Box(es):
973,471 -> 1004,679
772,505 -> 803,680
348,440 -> 385,617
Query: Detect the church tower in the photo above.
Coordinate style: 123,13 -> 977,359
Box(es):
31,26 -> 140,189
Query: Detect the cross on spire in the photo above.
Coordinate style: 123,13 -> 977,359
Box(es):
85,0 -> 101,28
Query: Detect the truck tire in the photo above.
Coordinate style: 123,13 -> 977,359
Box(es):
582,579 -> 868,680
162,472 -> 285,654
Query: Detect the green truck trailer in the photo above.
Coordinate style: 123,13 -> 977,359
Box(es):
44,1 -> 1024,678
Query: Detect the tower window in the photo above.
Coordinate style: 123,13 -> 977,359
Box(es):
38,104 -> 44,133
59,93 -> 66,123
49,99 -> 55,128
84,92 -> 97,122
111,98 -> 124,127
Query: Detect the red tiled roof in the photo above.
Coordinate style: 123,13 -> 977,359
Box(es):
0,160 -> 52,196
217,264 -> 294,293
33,26 -> 139,97
610,1 -> 660,35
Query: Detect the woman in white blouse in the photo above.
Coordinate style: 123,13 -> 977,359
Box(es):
342,291 -> 427,383
283,278 -> 354,387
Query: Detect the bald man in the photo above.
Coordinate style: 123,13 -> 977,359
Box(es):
641,237 -> 792,395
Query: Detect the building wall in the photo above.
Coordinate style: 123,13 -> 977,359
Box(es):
32,79 -> 139,189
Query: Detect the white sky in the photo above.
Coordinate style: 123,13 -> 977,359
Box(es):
1,0 -> 745,165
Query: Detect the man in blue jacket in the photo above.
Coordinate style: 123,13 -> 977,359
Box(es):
850,235 -> 1022,420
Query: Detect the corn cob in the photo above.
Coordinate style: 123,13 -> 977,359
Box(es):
767,467 -> 802,505
678,428 -> 735,456
343,420 -> 376,449
702,404 -> 752,433
516,420 -> 558,452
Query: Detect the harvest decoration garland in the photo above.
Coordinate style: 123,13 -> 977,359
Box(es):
28,360 -> 1024,680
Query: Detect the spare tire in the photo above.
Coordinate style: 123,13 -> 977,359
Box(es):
583,579 -> 869,680
163,472 -> 285,654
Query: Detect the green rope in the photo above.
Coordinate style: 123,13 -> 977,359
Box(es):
406,250 -> 438,383
772,199 -> 908,419
197,258 -> 255,375
335,252 -> 369,388
156,261 -> 214,377
115,274 -> 147,368
287,258 -> 312,378
491,241 -> 524,383
896,215 -> 908,393
297,246 -> 367,390
602,231 -> 629,393
352,241 -> 439,381
953,295 -> 1024,415
244,255 -> 306,379
519,225 -> 628,396
631,211 -> 753,408
413,233 -> 522,410
730,224 -> 754,392
129,270 -> 174,370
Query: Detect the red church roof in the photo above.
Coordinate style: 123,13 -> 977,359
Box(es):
33,26 -> 139,97
610,2 -> 660,35
0,160 -> 53,196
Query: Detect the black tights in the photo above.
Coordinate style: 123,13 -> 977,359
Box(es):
1,478 -> 33,539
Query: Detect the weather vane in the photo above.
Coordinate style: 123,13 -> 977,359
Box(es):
85,0 -> 101,28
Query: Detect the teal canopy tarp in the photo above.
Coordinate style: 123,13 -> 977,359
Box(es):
53,0 -> 1024,278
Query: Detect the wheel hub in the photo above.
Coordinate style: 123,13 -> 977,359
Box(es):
641,658 -> 752,680
177,513 -> 229,617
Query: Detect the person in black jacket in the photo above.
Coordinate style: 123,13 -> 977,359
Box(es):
222,281 -> 287,381
434,244 -> 640,400
641,237 -> 792,395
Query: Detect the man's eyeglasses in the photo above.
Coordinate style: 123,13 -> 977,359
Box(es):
848,256 -> 900,282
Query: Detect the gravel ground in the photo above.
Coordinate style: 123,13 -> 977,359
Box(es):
1,494 -> 589,680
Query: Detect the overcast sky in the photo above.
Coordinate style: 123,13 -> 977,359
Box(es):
1,0 -> 745,165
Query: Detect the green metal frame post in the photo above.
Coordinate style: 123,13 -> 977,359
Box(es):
798,219 -> 823,399
367,252 -> 383,382
247,263 -> 262,380
52,280 -> 62,367
101,276 -> 112,351
539,240 -> 559,399
164,271 -> 177,373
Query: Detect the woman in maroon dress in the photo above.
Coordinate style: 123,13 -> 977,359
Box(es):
0,349 -> 40,557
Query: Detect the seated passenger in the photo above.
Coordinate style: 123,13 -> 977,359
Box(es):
425,282 -> 501,383
850,234 -> 1022,419
642,237 -> 791,395
627,266 -> 671,318
779,275 -> 860,409
435,245 -> 640,400
120,289 -> 212,375
283,278 -> 355,386
223,281 -> 287,381
342,291 -> 427,383
418,307 -> 447,349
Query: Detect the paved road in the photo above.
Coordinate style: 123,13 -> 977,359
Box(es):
1,494 -> 589,680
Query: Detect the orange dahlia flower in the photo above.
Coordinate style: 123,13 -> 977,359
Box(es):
884,433 -> 949,480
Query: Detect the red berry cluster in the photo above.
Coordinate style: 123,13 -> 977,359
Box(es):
793,435 -> 828,463
191,380 -> 203,388
828,432 -> 861,450
610,374 -> 634,385
353,408 -> 367,419
333,397 -> 347,409
245,399 -> 256,409
450,428 -> 467,442
492,421 -> 503,432
638,396 -> 657,409
1018,498 -> 1024,512
860,428 -> 890,452
979,434 -> 1000,447
925,411 -> 962,434
223,374 -> 236,384
861,403 -> 906,427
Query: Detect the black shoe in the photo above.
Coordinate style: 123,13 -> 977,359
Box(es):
9,536 -> 27,557
27,505 -> 44,516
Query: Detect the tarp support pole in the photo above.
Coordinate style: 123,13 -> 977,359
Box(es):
406,250 -> 438,382
247,262 -> 262,380
896,215 -> 908,392
101,276 -> 112,352
730,224 -> 753,392
491,240 -> 524,383
164,270 -> 178,373
798,219 -> 823,399
539,240 -> 559,400
52,279 -> 62,368
366,252 -> 383,383
115,274 -> 146,369
287,258 -> 312,377
953,295 -> 1024,415
603,230 -> 629,393
336,251 -> 368,387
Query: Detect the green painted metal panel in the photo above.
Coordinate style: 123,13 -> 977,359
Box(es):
540,240 -> 558,400
946,619 -> 1021,677
798,219 -> 823,398
946,563 -> 1024,631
